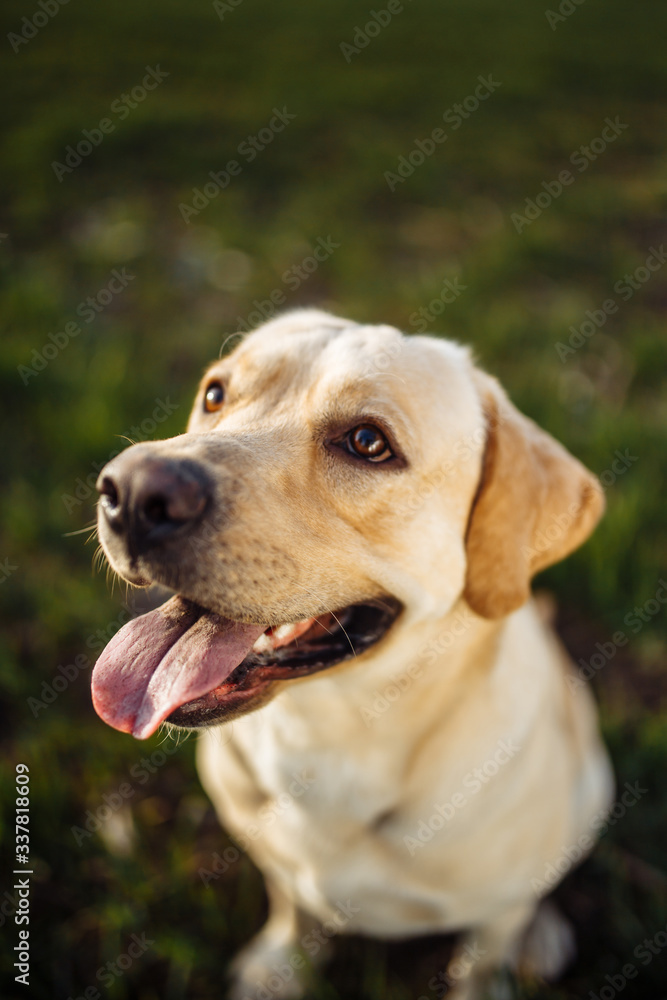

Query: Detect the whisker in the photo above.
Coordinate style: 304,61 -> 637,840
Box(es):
282,581 -> 358,656
92,544 -> 107,574
369,596 -> 396,615
63,522 -> 98,537
159,722 -> 194,747
329,611 -> 356,658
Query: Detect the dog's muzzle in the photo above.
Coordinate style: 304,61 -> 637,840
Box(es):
92,443 -> 403,739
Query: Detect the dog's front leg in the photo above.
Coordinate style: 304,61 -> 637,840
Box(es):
228,877 -> 327,1000
442,900 -> 539,1000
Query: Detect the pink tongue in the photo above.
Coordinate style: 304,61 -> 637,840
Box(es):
92,595 -> 266,739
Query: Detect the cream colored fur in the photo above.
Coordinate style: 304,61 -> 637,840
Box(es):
122,310 -> 615,998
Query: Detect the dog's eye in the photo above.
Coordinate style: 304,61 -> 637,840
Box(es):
204,381 -> 225,413
345,425 -> 394,463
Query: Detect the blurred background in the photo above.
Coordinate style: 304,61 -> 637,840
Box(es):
1,0 -> 667,997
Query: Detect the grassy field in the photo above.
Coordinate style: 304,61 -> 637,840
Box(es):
1,0 -> 666,997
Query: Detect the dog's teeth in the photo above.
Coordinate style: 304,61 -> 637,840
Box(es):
252,634 -> 274,653
252,623 -> 298,653
251,618 -> 315,653
274,622 -> 304,641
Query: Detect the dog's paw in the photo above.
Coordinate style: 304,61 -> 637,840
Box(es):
227,935 -> 309,1000
518,899 -> 576,981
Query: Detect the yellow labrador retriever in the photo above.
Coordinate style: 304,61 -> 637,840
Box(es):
92,309 -> 613,999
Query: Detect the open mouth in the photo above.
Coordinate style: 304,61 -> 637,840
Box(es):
91,595 -> 401,739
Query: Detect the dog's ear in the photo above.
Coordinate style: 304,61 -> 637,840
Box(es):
463,370 -> 604,619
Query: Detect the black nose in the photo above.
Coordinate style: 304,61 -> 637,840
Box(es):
96,449 -> 210,549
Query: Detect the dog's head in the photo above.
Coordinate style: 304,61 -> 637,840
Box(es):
92,309 -> 603,738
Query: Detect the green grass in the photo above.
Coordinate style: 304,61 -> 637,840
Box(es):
1,0 -> 666,996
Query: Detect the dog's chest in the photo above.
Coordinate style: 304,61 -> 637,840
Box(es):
214,711 -> 460,930
230,703 -> 399,831
209,706 -> 518,934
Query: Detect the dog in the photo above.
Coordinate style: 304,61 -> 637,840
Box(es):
92,309 -> 613,999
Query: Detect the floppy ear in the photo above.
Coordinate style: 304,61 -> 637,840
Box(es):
463,370 -> 604,619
